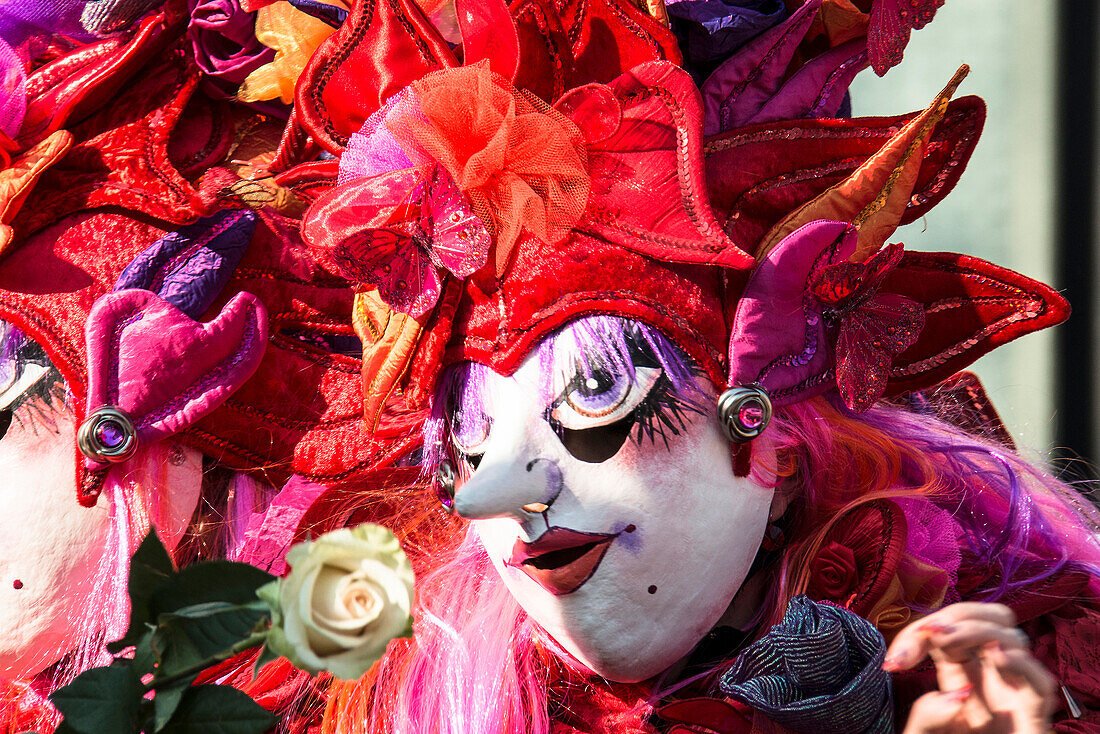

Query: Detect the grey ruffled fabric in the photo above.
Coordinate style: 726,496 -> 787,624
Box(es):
720,595 -> 894,734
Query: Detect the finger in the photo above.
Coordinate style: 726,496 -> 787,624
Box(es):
984,645 -> 1057,715
885,604 -> 1016,669
922,602 -> 1017,628
901,687 -> 972,734
885,609 -> 1022,672
930,620 -> 1030,663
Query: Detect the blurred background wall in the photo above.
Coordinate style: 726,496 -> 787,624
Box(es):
848,1 -> 1097,476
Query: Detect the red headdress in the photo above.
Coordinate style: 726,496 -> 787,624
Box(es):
294,0 -> 1066,436
0,5 -> 421,505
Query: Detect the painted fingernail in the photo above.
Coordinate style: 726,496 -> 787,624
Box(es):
882,654 -> 904,672
945,685 -> 972,703
921,622 -> 956,636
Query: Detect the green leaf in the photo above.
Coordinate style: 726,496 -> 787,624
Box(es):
154,601 -> 270,680
158,685 -> 276,734
151,562 -> 275,616
152,624 -> 203,686
130,629 -> 157,677
50,665 -> 143,734
109,531 -> 176,653
153,681 -> 189,733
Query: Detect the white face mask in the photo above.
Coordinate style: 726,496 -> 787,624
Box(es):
0,330 -> 202,679
444,323 -> 776,682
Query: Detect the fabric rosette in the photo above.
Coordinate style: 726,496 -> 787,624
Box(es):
258,524 -> 415,681
720,595 -> 893,734
307,60 -> 591,318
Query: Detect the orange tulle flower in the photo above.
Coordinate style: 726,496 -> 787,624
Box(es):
388,62 -> 589,272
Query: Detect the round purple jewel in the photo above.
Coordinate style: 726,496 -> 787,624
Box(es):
94,419 -> 126,449
435,459 -> 457,512
77,406 -> 137,463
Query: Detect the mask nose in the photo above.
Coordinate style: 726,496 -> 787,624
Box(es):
452,456 -> 563,521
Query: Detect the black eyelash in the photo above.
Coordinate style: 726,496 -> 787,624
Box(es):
1,338 -> 69,435
629,372 -> 705,449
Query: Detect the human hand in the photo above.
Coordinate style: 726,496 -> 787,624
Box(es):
884,602 -> 1056,733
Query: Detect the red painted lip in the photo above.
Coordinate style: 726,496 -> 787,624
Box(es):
506,527 -> 619,596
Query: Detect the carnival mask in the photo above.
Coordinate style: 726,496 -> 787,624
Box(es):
0,324 -> 202,679
443,317 -> 777,682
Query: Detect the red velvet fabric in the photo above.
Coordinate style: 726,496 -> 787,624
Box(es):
883,251 -> 1071,395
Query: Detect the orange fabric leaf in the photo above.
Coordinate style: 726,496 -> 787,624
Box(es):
757,65 -> 968,261
240,1 -> 343,104
391,62 -> 589,273
0,129 -> 73,259
355,290 -> 428,434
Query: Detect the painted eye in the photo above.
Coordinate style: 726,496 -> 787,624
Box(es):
450,407 -> 491,458
551,366 -> 661,430
0,363 -> 47,412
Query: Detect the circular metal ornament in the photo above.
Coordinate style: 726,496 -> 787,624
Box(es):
77,406 -> 138,463
435,459 -> 457,511
717,386 -> 773,443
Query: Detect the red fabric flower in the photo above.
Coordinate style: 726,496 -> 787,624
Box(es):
808,541 -> 860,603
800,499 -> 907,617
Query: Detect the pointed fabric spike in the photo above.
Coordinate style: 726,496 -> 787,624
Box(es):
456,0 -> 520,81
882,251 -> 1070,396
700,0 -> 821,135
511,0 -> 576,102
354,290 -> 428,434
512,0 -> 680,103
575,62 -> 754,269
560,0 -> 682,82
705,95 -> 986,256
756,65 -> 969,261
747,38 -> 868,125
294,0 -> 456,154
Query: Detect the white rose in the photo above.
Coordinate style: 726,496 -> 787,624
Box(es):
258,523 -> 415,680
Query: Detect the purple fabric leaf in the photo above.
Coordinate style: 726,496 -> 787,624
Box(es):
728,219 -> 855,405
748,38 -> 868,125
700,0 -> 820,135
114,209 -> 257,318
667,0 -> 786,68
287,0 -> 346,28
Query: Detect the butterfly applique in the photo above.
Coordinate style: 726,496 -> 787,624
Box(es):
809,242 -> 925,411
868,0 -> 946,75
331,166 -> 491,318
